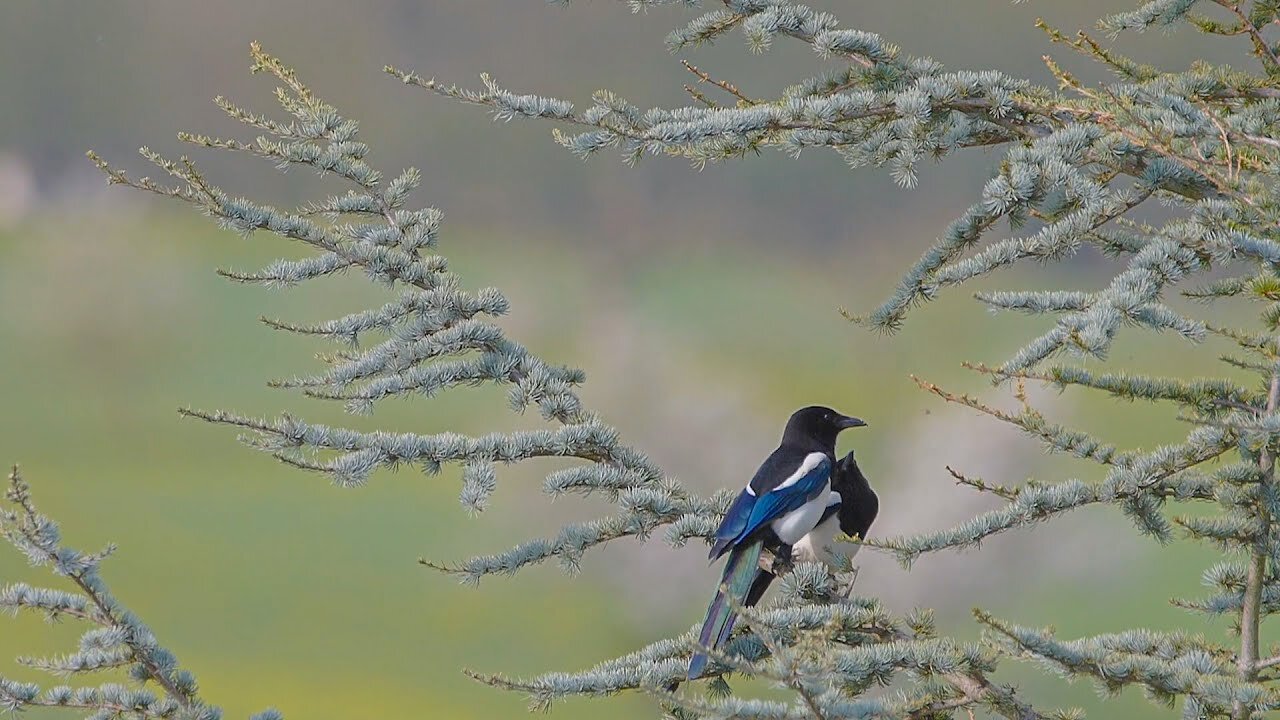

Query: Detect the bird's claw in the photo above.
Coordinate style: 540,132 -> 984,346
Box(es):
757,547 -> 794,576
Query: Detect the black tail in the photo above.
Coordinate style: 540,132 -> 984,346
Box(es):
687,538 -> 765,679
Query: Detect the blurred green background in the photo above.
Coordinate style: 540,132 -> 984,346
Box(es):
0,2 -> 1271,718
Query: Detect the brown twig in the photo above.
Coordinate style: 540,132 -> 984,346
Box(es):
682,84 -> 718,108
947,465 -> 1021,500
681,60 -> 754,105
910,375 -> 1052,444
1212,0 -> 1280,67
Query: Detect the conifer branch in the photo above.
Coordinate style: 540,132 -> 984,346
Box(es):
910,375 -> 1127,466
947,465 -> 1021,500
681,59 -> 754,105
929,670 -> 1045,720
976,609 -> 1278,716
1211,0 -> 1280,67
1,467 -> 256,720
95,44 -> 711,582
2,470 -> 197,711
1235,371 -> 1280,719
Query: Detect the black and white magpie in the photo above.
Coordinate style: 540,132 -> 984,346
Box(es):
687,406 -> 870,680
742,450 -> 879,606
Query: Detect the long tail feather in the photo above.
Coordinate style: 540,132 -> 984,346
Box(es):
687,538 -> 764,680
743,567 -> 775,608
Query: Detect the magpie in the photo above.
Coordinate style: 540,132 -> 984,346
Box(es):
742,450 -> 878,607
687,406 -> 868,680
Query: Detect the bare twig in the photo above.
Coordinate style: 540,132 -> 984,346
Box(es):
947,465 -> 1021,500
682,83 -> 718,108
1212,0 -> 1280,67
681,59 -> 754,105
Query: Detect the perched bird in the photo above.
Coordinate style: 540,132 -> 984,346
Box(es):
793,450 -> 879,568
687,406 -> 868,680
743,450 -> 878,607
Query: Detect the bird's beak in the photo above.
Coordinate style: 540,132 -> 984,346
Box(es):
838,416 -> 867,429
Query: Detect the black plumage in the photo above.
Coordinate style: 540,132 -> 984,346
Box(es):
830,450 -> 879,546
688,406 -> 869,680
742,450 -> 878,606
707,407 -> 865,560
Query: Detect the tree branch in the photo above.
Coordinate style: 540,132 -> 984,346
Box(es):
1235,371 -> 1280,719
2,468 -> 200,711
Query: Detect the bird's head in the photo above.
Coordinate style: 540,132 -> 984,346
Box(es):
831,449 -> 878,539
781,405 -> 866,450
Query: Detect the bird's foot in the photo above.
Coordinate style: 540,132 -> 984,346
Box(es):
757,547 -> 794,577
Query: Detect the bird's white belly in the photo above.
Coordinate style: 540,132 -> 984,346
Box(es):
770,481 -> 830,545
793,515 -> 840,566
794,496 -> 864,568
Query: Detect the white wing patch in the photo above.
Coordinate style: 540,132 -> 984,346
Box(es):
773,452 -> 827,492
764,453 -> 832,545
770,479 -> 831,545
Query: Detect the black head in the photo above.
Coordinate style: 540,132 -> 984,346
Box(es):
780,405 -> 867,451
831,451 -> 878,540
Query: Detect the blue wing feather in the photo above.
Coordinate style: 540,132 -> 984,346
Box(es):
708,456 -> 831,560
740,459 -> 830,536
709,491 -> 756,559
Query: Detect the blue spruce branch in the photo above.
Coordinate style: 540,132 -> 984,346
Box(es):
90,43 -> 706,584
1,467 -> 278,720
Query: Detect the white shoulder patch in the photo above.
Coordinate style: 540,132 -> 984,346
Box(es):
772,452 -> 827,493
